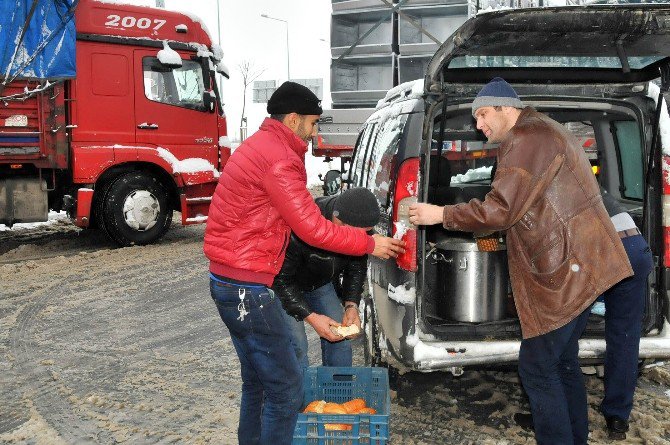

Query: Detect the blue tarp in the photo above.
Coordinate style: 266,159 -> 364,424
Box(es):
0,0 -> 77,81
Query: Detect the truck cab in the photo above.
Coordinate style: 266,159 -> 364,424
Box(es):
0,0 -> 230,246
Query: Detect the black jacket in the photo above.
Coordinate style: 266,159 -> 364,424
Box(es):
272,195 -> 368,321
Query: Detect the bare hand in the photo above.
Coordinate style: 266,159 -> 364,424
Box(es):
371,234 -> 405,259
304,313 -> 343,342
341,304 -> 361,338
408,203 -> 444,226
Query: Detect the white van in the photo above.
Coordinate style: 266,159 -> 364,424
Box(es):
346,5 -> 670,374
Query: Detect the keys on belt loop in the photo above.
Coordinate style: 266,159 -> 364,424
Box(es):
237,288 -> 249,321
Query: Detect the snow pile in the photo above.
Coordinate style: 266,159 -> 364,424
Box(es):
647,83 -> 670,157
211,44 -> 224,62
156,41 -> 182,67
156,147 -> 219,177
387,282 -> 416,305
218,136 -> 231,148
377,79 -> 424,108
0,211 -> 68,231
215,60 -> 230,77
394,221 -> 411,240
451,166 -> 492,184
405,332 -> 455,362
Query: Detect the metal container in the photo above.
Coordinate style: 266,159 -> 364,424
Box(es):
433,237 -> 508,323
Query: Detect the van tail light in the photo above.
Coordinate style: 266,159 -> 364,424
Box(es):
392,157 -> 419,272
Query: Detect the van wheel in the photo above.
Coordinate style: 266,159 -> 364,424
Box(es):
363,296 -> 382,367
102,172 -> 172,246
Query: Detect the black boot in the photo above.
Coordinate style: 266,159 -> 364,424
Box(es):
605,416 -> 629,440
513,412 -> 534,431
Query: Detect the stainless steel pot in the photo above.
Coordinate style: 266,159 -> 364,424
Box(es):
434,237 -> 508,323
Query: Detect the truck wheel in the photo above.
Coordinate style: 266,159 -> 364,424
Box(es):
93,179 -> 114,238
102,172 -> 172,246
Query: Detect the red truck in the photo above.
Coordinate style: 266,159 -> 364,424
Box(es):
0,0 -> 229,246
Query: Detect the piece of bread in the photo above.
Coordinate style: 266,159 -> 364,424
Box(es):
342,398 -> 366,414
325,423 -> 353,431
322,402 -> 348,414
356,407 -> 377,415
303,400 -> 326,413
331,324 -> 361,337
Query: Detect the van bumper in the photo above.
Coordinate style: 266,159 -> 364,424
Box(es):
405,321 -> 670,371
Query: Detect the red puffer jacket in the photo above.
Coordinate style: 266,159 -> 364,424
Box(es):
204,118 -> 374,286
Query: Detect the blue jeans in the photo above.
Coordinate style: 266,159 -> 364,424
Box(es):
210,276 -> 303,445
519,308 -> 591,445
601,234 -> 653,421
281,282 -> 353,370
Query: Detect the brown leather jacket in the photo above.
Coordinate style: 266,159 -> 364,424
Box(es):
443,107 -> 633,338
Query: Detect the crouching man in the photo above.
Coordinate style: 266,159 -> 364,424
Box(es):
273,187 -> 380,370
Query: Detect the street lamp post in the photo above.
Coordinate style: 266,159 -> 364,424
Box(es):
260,14 -> 290,81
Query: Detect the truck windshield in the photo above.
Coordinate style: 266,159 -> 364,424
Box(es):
143,57 -> 206,111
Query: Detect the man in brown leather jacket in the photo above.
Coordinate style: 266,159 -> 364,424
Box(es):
409,77 -> 632,445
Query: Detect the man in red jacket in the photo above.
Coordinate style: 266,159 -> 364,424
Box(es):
204,81 -> 404,445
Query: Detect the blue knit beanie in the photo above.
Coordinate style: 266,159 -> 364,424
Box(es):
472,77 -> 523,116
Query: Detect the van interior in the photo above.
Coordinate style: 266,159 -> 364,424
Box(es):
421,96 -> 662,341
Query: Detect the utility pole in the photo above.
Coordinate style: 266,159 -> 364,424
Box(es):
260,14 -> 290,81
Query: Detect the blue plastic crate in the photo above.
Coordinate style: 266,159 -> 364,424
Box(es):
293,366 -> 390,445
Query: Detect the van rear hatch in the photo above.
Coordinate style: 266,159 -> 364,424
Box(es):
426,5 -> 670,85
421,4 -> 670,334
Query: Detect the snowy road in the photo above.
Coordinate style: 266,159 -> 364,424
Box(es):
1,218 -> 670,444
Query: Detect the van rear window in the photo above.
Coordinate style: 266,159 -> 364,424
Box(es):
613,120 -> 644,200
448,55 -> 663,70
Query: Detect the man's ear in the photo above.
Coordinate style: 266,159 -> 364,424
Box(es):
282,113 -> 300,131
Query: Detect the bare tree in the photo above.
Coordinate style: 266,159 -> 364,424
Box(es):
238,60 -> 266,130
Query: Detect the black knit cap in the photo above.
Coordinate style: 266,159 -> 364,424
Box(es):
333,188 -> 380,228
267,81 -> 323,115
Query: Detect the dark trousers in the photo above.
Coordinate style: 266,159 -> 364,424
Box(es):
601,234 -> 653,421
210,277 -> 303,445
519,308 -> 591,445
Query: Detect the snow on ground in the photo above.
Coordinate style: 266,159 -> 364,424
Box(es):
0,211 -> 69,232
3,210 -> 670,443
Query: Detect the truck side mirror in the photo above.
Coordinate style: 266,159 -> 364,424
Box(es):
203,90 -> 216,113
321,169 -> 342,196
157,41 -> 183,69
215,61 -> 230,79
